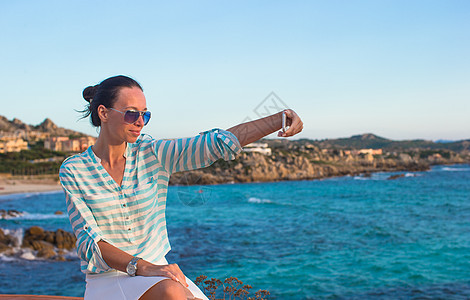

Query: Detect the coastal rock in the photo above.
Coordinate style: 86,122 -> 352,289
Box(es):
0,242 -> 10,253
0,226 -> 76,260
388,174 -> 405,180
399,153 -> 413,163
23,226 -> 46,246
33,241 -> 56,259
0,209 -> 23,219
0,228 -> 14,245
30,240 -> 53,251
0,228 -> 14,253
55,228 -> 76,250
44,231 -> 55,244
22,226 -> 76,252
37,247 -> 57,259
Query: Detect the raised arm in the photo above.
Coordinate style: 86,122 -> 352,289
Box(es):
226,109 -> 303,147
152,128 -> 241,174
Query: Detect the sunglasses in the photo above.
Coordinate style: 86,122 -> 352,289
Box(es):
109,108 -> 151,125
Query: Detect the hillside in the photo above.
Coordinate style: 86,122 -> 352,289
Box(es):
269,133 -> 470,152
0,115 -> 89,139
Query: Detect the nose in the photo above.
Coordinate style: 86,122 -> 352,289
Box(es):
134,114 -> 145,127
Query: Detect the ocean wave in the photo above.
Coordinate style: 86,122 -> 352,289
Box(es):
353,173 -> 390,181
248,197 -> 273,204
1,211 -> 67,220
0,210 -> 24,220
0,190 -> 62,201
13,212 -> 68,220
441,167 -> 470,172
353,176 -> 369,181
0,248 -> 78,262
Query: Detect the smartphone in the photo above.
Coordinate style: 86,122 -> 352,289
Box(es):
282,111 -> 287,133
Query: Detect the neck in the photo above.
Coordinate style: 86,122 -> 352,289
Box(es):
92,131 -> 126,165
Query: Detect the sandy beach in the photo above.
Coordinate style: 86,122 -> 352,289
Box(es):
0,175 -> 62,196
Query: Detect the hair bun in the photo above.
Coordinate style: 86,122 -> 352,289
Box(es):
82,85 -> 99,103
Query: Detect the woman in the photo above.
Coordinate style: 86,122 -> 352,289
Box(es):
59,75 -> 303,300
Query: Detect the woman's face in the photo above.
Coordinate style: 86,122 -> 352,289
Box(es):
103,86 -> 148,144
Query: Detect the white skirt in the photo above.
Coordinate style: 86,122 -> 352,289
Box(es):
84,256 -> 209,300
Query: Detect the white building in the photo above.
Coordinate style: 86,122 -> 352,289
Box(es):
0,137 -> 28,153
242,142 -> 272,155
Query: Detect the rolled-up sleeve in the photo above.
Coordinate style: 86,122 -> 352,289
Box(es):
59,163 -> 112,273
152,128 -> 242,174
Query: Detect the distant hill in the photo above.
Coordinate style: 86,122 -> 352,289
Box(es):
0,115 -> 89,138
308,133 -> 470,152
263,133 -> 470,153
313,133 -> 392,149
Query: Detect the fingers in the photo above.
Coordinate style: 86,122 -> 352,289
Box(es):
147,263 -> 189,288
167,264 -> 189,288
279,109 -> 303,137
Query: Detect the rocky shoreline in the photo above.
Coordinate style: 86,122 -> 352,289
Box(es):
0,225 -> 76,261
169,142 -> 469,186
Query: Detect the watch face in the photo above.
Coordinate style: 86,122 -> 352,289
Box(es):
127,264 -> 136,275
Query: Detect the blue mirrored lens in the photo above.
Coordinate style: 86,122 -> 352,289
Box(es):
143,111 -> 151,125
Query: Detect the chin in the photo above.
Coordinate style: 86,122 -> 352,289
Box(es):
126,135 -> 140,143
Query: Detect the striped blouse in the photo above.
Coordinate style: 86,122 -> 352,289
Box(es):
59,128 -> 242,274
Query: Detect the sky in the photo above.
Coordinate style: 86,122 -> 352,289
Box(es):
1,0 -> 469,141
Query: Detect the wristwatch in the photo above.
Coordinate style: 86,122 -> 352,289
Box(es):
126,256 -> 142,276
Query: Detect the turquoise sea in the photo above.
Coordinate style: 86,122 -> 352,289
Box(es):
0,164 -> 469,299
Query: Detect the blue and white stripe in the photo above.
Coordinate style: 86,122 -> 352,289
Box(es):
59,128 -> 241,274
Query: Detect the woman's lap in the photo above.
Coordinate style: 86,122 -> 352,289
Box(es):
84,257 -> 208,300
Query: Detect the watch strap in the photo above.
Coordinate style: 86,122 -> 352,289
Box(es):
126,256 -> 142,276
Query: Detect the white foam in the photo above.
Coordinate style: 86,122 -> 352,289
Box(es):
20,249 -> 37,260
3,228 -> 23,247
0,211 -> 25,220
0,253 -> 18,262
442,167 -> 470,172
13,212 -> 67,220
248,197 -> 273,204
354,173 -> 389,180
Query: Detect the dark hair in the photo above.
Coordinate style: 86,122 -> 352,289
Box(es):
81,75 -> 143,127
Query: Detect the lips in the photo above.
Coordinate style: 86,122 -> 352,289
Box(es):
130,130 -> 141,136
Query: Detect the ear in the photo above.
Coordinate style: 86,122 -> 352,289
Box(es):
97,105 -> 109,124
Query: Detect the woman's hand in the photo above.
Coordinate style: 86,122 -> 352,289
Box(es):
227,108 -> 304,146
138,263 -> 189,288
96,240 -> 189,287
277,109 -> 303,138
